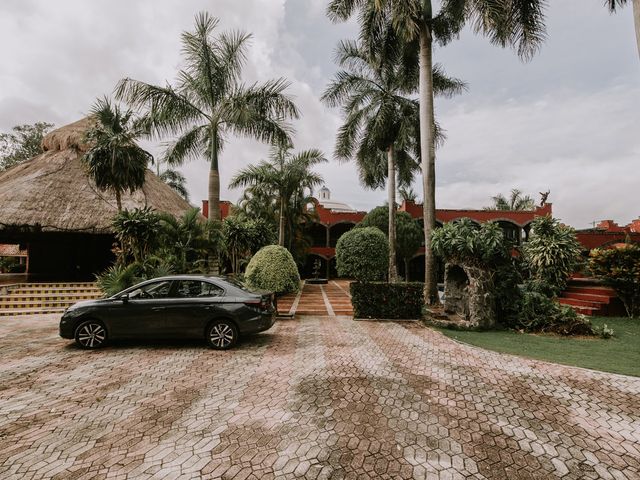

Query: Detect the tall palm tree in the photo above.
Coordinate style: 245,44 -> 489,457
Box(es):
607,0 -> 640,59
327,0 -> 547,303
115,12 -> 298,221
487,189 -> 536,211
82,97 -> 152,211
229,146 -> 327,247
322,39 -> 464,282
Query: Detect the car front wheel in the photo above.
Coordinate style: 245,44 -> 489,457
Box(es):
74,320 -> 108,349
206,320 -> 238,350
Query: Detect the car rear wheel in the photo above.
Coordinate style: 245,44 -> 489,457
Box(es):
74,320 -> 107,349
206,320 -> 238,350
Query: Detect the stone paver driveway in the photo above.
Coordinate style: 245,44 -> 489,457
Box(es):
0,314 -> 639,480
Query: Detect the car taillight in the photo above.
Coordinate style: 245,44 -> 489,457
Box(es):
244,299 -> 269,311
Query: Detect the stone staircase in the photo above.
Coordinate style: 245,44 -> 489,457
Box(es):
0,282 -> 103,316
557,278 -> 625,317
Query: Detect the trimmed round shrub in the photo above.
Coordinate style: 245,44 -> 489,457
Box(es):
336,227 -> 388,282
245,245 -> 300,294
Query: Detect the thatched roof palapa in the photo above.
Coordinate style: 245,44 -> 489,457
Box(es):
0,118 -> 195,234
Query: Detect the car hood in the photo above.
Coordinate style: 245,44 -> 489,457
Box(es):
65,297 -> 111,312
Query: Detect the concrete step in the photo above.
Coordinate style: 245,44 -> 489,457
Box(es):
0,300 -> 84,309
557,297 -> 605,309
564,286 -> 617,297
0,293 -> 101,303
0,308 -> 65,317
562,291 -> 613,303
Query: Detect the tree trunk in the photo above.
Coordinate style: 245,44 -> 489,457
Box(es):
419,26 -> 440,305
115,190 -> 122,212
387,145 -> 398,283
634,0 -> 640,60
404,258 -> 410,283
278,196 -> 286,246
208,126 -> 221,221
208,169 -> 220,221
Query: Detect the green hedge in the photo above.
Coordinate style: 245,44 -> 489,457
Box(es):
350,282 -> 424,319
245,245 -> 300,294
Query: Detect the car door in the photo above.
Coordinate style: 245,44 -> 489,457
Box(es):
108,280 -> 174,338
163,280 -> 227,338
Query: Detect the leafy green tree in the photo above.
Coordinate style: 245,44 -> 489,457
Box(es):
222,216 -> 277,274
229,146 -> 326,246
322,39 -> 464,282
487,189 -> 536,211
82,97 -> 152,211
327,0 -> 547,304
359,206 -> 423,280
590,244 -> 640,318
0,121 -> 54,171
116,12 -> 298,221
607,0 -> 640,59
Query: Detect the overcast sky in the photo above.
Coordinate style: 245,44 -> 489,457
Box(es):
0,0 -> 638,228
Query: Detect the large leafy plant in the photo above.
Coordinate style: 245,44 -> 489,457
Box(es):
521,216 -> 583,296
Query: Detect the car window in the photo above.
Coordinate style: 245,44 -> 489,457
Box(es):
173,280 -> 224,298
129,280 -> 172,300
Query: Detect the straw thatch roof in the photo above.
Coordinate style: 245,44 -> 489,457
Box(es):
0,118 -> 195,234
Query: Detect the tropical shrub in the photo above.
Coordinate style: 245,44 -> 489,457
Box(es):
158,208 -> 221,273
351,282 -> 423,319
517,289 -> 595,335
113,207 -> 161,264
590,244 -> 640,318
95,258 -> 174,296
521,216 -> 583,296
245,245 -> 300,294
336,227 -> 388,282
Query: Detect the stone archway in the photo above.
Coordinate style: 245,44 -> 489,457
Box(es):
443,263 -> 495,329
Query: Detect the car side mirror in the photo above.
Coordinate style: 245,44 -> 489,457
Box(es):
120,293 -> 130,303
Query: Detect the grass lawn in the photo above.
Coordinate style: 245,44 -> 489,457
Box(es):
439,317 -> 640,377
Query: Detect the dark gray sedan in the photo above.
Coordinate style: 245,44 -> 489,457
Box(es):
59,275 -> 276,350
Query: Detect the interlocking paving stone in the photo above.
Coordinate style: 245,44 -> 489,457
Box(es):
0,314 -> 638,479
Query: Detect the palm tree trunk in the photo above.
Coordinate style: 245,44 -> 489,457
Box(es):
404,258 -> 410,283
634,0 -> 640,59
115,190 -> 122,212
387,145 -> 398,283
278,196 -> 286,246
419,25 -> 439,305
208,126 -> 221,221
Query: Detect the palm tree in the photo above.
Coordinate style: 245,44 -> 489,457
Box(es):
322,39 -> 464,282
608,0 -> 640,59
115,12 -> 298,221
229,146 -> 327,247
82,97 -> 152,211
399,186 -> 418,203
487,189 -> 536,211
327,0 -> 547,303
159,169 -> 189,201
